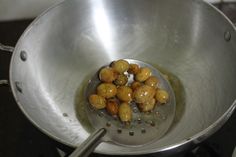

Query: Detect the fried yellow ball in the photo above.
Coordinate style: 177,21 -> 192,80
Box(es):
131,81 -> 142,91
89,94 -> 106,109
106,99 -> 119,116
111,59 -> 129,73
128,63 -> 140,74
145,76 -> 159,88
114,74 -> 128,86
117,86 -> 133,102
155,89 -> 169,104
133,85 -> 156,104
97,83 -> 117,98
138,98 -> 156,112
119,102 -> 132,122
135,67 -> 152,82
99,67 -> 117,83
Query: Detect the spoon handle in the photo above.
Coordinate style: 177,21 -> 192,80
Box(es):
69,128 -> 106,157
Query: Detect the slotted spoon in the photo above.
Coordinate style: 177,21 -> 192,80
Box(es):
70,59 -> 176,157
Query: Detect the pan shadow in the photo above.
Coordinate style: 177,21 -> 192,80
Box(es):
74,73 -> 95,134
150,64 -> 186,132
167,71 -> 186,131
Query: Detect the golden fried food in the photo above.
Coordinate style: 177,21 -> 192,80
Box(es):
111,59 -> 129,73
145,76 -> 159,88
131,81 -> 142,91
155,89 -> 169,104
117,86 -> 133,102
133,85 -> 156,103
114,74 -> 128,86
99,67 -> 117,83
135,67 -> 152,82
106,99 -> 119,116
97,83 -> 117,98
128,63 -> 140,74
89,59 -> 170,123
89,94 -> 106,109
138,98 -> 156,112
119,102 -> 132,122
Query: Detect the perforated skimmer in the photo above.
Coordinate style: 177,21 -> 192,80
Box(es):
70,59 -> 176,157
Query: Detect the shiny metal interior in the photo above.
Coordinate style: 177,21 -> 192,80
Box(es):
10,0 -> 236,155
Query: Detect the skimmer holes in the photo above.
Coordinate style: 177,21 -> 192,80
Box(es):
117,128 -> 122,134
98,112 -> 104,117
137,117 -> 142,124
106,122 -> 111,127
129,131 -> 134,136
141,128 -> 146,134
150,121 -> 155,127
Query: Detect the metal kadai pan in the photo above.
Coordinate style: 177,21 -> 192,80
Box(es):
0,0 -> 236,156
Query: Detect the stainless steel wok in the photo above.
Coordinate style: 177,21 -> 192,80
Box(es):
1,0 -> 236,155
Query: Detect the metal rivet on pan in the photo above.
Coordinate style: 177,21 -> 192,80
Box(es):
15,81 -> 22,93
129,131 -> 134,136
63,113 -> 68,117
106,122 -> 111,127
20,51 -> 27,61
224,31 -> 231,42
117,128 -> 122,134
141,128 -> 146,134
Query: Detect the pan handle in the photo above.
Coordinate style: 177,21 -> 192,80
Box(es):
0,43 -> 14,52
0,43 -> 13,87
69,128 -> 106,157
0,80 -> 9,86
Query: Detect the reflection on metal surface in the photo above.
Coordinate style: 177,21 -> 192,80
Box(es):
92,0 -> 116,59
191,7 -> 202,46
